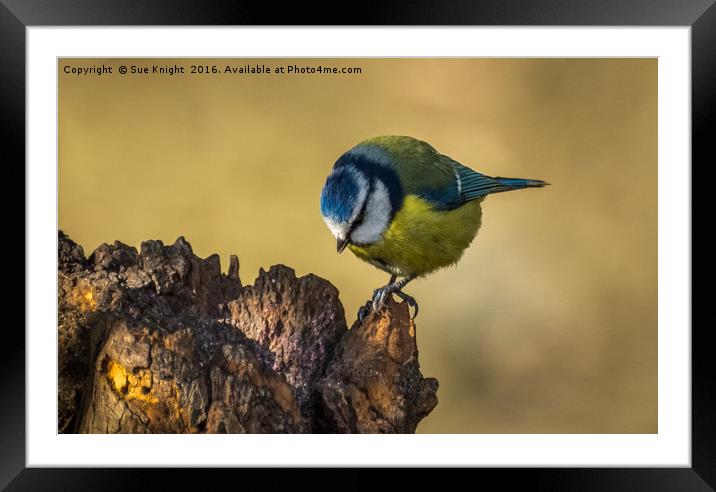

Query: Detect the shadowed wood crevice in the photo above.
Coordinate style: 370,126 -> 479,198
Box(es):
58,230 -> 438,434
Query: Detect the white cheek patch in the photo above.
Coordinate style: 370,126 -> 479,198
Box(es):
322,216 -> 349,240
350,179 -> 392,245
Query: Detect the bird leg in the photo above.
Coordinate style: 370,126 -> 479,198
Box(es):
357,274 -> 419,321
372,275 -> 398,314
357,275 -> 395,322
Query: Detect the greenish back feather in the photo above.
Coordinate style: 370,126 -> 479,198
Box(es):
358,136 -> 461,209
358,135 -> 548,208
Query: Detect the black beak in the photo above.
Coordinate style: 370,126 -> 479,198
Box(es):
337,236 -> 350,253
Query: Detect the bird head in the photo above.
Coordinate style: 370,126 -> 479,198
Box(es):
320,152 -> 396,253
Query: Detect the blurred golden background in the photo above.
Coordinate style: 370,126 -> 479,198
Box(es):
59,58 -> 657,433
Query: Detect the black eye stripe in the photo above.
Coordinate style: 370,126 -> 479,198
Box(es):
349,180 -> 374,233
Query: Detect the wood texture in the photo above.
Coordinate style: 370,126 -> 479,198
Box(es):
58,231 -> 438,433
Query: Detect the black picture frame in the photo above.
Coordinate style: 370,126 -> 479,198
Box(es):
3,1 -> 708,489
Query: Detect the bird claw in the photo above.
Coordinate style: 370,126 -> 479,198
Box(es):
394,290 -> 419,319
355,287 -> 394,322
355,285 -> 420,322
371,286 -> 391,314
357,302 -> 372,323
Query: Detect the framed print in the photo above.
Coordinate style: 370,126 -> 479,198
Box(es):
4,0 -> 710,489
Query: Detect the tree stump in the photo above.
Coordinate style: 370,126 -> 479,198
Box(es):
58,231 -> 438,434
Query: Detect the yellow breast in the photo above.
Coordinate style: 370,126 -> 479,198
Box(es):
348,195 -> 483,277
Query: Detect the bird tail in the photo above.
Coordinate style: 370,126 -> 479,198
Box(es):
492,176 -> 550,190
453,162 -> 549,201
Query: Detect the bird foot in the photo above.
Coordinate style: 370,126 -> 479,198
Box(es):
356,285 -> 419,323
356,285 -> 393,322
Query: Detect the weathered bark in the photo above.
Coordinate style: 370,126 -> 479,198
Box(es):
58,231 -> 438,434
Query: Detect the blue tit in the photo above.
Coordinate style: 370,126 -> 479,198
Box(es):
320,135 -> 548,319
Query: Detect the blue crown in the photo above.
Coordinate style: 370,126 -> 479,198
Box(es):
320,167 -> 362,224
